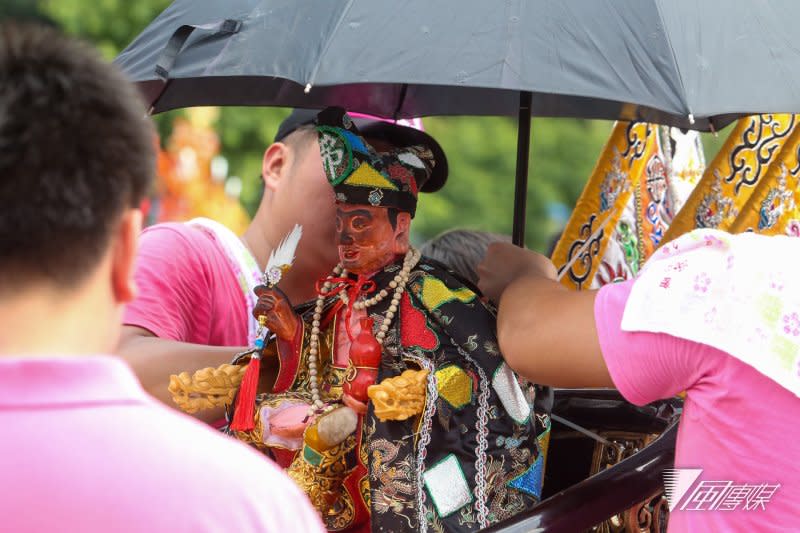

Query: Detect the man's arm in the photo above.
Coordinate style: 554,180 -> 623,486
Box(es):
118,327 -> 280,423
118,224 -> 266,421
478,243 -> 614,388
496,276 -> 613,388
116,326 -> 245,421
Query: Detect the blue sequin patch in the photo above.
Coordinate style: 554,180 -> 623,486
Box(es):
340,129 -> 368,153
508,454 -> 544,499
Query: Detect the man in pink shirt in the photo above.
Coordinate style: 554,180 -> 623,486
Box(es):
118,109 -> 448,418
0,23 -> 323,532
478,233 -> 799,532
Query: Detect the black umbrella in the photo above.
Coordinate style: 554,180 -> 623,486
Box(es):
116,0 -> 800,244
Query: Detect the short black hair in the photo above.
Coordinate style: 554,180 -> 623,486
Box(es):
282,123 -> 317,159
0,23 -> 155,290
420,229 -> 511,285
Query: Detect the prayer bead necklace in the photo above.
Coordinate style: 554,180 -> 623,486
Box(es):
306,248 -> 421,414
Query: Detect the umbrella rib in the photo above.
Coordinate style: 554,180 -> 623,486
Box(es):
392,84 -> 408,120
305,0 -> 356,91
652,0 -> 691,118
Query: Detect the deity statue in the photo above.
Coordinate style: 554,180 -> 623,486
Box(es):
170,107 -> 549,532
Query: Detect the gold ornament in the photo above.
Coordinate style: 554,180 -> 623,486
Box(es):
168,363 -> 245,413
367,369 -> 429,421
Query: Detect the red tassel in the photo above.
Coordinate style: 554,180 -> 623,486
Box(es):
230,354 -> 260,431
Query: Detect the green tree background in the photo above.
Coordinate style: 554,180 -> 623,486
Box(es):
5,0 -> 727,251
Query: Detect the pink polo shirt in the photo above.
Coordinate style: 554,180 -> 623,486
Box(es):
124,223 -> 248,346
0,356 -> 324,533
595,280 -> 799,532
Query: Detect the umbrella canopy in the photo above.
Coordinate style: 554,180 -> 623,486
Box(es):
116,0 -> 800,130
115,0 -> 800,244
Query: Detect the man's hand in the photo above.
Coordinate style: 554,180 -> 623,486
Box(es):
477,243 -> 558,303
253,285 -> 300,341
475,244 -> 613,389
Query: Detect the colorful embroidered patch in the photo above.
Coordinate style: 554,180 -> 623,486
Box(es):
398,151 -> 425,169
303,444 -> 324,467
343,162 -> 399,190
537,426 -> 551,461
317,126 -> 353,186
492,363 -> 531,425
434,365 -> 473,409
340,128 -> 369,153
400,292 -> 438,351
508,454 -> 544,499
417,276 -> 476,310
388,163 -> 418,194
423,454 -> 473,517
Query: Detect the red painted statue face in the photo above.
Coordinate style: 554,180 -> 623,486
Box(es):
335,204 -> 410,274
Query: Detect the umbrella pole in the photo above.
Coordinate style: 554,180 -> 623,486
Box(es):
512,91 -> 533,247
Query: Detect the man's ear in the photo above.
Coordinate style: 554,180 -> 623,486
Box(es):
262,142 -> 291,192
393,212 -> 412,252
111,208 -> 142,304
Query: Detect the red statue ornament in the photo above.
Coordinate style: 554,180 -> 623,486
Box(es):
343,316 -> 381,407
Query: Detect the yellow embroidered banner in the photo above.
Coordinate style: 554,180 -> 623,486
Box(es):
660,114 -> 797,246
729,126 -> 800,236
591,128 -> 706,287
591,195 -> 639,287
633,137 -> 670,263
552,122 -> 657,290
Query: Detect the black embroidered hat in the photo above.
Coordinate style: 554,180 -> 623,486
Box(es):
275,108 -> 447,194
314,107 -> 438,218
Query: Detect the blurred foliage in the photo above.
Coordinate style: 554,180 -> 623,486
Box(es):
419,116 -> 612,250
0,0 -> 55,24
700,123 -> 736,164
39,0 -> 172,59
11,0 -> 728,251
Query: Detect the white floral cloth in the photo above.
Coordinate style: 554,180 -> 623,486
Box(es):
622,229 -> 800,397
188,217 -> 264,346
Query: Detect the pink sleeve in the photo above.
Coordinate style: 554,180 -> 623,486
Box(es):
594,280 -> 712,406
123,224 -> 212,342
